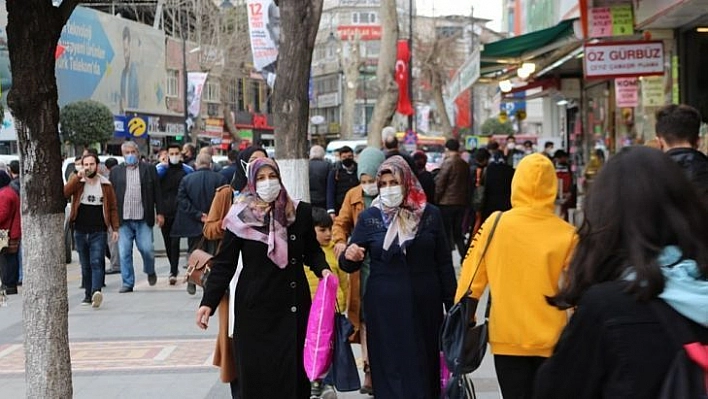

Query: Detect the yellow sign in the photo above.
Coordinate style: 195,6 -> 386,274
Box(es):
611,5 -> 633,36
498,111 -> 508,124
516,110 -> 527,121
128,117 -> 147,137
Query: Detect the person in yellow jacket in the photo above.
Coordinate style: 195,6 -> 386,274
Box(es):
455,153 -> 578,399
305,207 -> 349,307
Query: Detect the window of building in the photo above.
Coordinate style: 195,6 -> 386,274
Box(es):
238,78 -> 245,111
352,11 -> 376,25
251,81 -> 261,112
435,26 -> 463,39
204,80 -> 221,103
166,69 -> 179,97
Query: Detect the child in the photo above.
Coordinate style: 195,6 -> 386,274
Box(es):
306,207 -> 349,399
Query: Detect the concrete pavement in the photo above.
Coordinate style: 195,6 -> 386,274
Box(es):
0,250 -> 501,398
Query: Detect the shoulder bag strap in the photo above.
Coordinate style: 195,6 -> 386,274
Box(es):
463,211 -> 503,297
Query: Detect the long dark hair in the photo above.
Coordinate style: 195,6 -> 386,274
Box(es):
549,146 -> 708,309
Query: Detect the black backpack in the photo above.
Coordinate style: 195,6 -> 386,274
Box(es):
650,300 -> 708,399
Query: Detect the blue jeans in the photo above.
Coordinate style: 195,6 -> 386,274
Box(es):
119,220 -> 155,288
74,231 -> 107,300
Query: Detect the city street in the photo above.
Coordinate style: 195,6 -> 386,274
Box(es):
0,250 -> 500,398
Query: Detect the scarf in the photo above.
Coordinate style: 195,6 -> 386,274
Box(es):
222,158 -> 298,268
372,155 -> 427,252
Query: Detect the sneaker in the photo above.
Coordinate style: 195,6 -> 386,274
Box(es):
187,282 -> 196,295
81,298 -> 91,306
119,286 -> 133,293
310,380 -> 323,399
322,384 -> 337,399
91,291 -> 103,309
169,275 -> 177,286
148,273 -> 157,286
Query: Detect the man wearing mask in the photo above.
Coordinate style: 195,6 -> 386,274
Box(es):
157,144 -> 194,285
326,146 -> 359,217
182,143 -> 196,168
110,141 -> 164,293
64,154 -> 120,308
504,135 -> 525,168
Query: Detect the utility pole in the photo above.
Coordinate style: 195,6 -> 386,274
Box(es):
407,0 -> 414,132
182,16 -> 190,143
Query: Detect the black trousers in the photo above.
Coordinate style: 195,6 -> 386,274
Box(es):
160,217 -> 182,276
440,205 -> 468,259
494,355 -> 547,399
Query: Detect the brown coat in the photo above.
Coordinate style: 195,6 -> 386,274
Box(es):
64,174 -> 119,231
203,184 -> 232,240
435,152 -> 470,206
332,185 -> 365,341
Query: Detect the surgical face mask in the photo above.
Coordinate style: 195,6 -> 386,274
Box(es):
342,158 -> 355,168
507,142 -> 516,150
256,178 -> 281,203
362,183 -> 378,197
379,186 -> 403,208
125,154 -> 138,166
169,155 -> 181,165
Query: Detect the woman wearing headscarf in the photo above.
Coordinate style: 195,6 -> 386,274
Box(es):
340,155 -> 457,399
197,157 -> 331,399
201,145 -> 268,398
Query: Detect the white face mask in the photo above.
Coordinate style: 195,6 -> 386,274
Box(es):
507,142 -> 516,150
379,186 -> 404,208
362,183 -> 378,197
256,178 -> 281,203
169,155 -> 181,165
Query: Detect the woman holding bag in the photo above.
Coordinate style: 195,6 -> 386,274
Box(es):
196,157 -> 331,399
340,155 -> 456,399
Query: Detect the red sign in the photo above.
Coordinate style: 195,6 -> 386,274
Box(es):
584,41 -> 664,79
337,25 -> 382,41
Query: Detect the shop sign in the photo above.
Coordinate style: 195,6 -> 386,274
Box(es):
113,115 -> 127,137
165,123 -> 185,136
202,118 -> 223,138
615,77 -> 639,107
641,76 -> 664,106
584,41 -> 664,79
590,5 -> 634,38
337,25 -> 382,41
317,92 -> 340,108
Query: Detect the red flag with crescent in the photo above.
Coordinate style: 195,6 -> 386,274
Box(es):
395,40 -> 413,116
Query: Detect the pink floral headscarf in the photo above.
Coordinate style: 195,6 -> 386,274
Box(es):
222,158 -> 298,268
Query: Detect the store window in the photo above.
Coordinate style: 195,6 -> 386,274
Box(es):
352,11 -> 376,25
204,80 -> 221,103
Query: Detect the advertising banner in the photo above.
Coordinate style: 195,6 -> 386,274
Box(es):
247,0 -> 279,87
187,72 -> 209,119
615,77 -> 639,107
584,41 -> 664,79
590,5 -> 634,38
641,76 -> 664,107
446,47 -> 480,101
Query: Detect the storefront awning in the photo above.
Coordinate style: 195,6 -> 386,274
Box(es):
481,19 -> 580,73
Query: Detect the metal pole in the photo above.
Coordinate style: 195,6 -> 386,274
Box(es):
364,75 -> 368,135
407,0 -> 414,132
182,29 -> 190,143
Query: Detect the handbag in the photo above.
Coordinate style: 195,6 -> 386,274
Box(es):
185,248 -> 213,287
331,311 -> 361,392
440,212 -> 502,376
0,229 -> 8,252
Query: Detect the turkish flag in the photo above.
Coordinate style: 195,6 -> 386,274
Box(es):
55,44 -> 66,59
395,40 -> 413,116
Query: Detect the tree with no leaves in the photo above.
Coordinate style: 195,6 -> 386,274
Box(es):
6,0 -> 81,397
60,100 -> 114,151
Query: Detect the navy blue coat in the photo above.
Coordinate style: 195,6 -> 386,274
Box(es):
340,204 -> 456,399
170,168 -> 227,238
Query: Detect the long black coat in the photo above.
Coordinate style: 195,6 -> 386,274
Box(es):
340,205 -> 457,399
109,162 -> 163,227
170,168 -> 227,238
200,202 -> 330,399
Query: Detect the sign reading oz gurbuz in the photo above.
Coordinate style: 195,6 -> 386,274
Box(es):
584,41 -> 664,79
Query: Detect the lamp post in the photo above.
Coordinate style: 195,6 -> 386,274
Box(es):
407,0 -> 414,133
182,20 -> 190,143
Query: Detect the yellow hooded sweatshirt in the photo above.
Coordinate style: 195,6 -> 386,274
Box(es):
455,153 -> 578,357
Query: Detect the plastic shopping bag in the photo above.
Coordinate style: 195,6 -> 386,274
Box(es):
303,273 -> 338,381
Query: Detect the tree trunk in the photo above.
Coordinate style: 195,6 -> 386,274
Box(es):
6,1 -> 79,398
220,76 -> 240,146
367,0 -> 399,147
432,70 -> 453,138
340,36 -> 362,140
273,0 -> 323,201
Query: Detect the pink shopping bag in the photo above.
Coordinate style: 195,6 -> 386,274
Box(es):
304,273 -> 339,381
441,351 -> 451,393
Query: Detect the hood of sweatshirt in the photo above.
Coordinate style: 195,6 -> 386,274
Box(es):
510,153 -> 558,212
657,246 -> 708,327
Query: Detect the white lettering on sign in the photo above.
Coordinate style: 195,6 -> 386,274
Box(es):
584,41 -> 664,79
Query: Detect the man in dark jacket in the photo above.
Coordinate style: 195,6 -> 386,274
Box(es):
655,104 -> 708,197
171,153 -> 227,295
326,146 -> 358,217
308,145 -> 330,209
219,149 -> 239,183
435,139 -> 471,259
412,150 -> 435,204
157,143 -> 194,285
110,141 -> 164,293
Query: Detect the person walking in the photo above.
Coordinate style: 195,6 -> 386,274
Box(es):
435,139 -> 471,259
156,143 -> 194,285
219,150 -> 240,183
535,146 -> 708,398
309,145 -> 330,210
109,141 -> 164,293
340,155 -> 456,399
196,157 -> 331,399
0,162 -> 20,295
104,157 -> 122,275
455,153 -> 578,399
326,146 -> 358,217
64,154 -> 119,308
171,153 -> 227,295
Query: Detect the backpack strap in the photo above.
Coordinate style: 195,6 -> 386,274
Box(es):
649,300 -> 699,346
463,211 -> 502,297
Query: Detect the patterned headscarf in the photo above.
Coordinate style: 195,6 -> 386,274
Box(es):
372,155 -> 427,252
222,158 -> 298,268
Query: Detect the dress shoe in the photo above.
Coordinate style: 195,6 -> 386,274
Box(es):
148,273 -> 157,286
4,286 -> 18,295
105,269 -> 121,275
187,282 -> 196,295
118,286 -> 133,293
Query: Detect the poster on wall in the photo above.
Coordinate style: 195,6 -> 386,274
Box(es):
641,76 -> 664,107
187,72 -> 209,122
615,77 -> 639,107
246,0 -> 280,87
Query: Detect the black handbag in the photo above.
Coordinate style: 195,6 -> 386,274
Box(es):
440,212 -> 502,375
331,312 -> 361,392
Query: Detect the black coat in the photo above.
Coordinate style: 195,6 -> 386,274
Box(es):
666,147 -> 708,197
171,168 -> 227,238
158,163 -> 191,218
535,280 -> 708,399
481,162 -> 514,222
340,205 -> 456,399
109,162 -> 163,227
309,158 -> 331,209
200,202 -> 330,399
